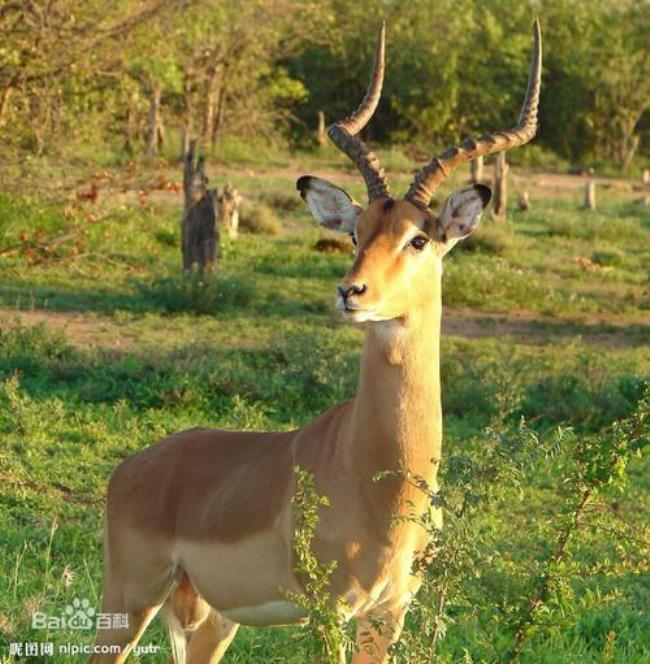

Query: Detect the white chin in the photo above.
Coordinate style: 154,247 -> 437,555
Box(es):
340,309 -> 393,323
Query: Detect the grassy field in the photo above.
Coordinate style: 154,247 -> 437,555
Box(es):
0,148 -> 649,663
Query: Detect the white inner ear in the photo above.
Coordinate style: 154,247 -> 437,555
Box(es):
300,177 -> 362,233
438,187 -> 486,244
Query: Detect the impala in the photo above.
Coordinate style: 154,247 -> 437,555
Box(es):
89,18 -> 541,664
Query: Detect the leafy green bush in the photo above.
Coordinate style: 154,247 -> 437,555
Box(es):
442,340 -> 647,433
154,227 -> 179,248
0,322 -> 72,376
287,467 -> 353,662
591,248 -> 624,267
390,394 -> 649,663
443,256 -> 554,311
131,274 -> 256,315
457,225 -> 511,255
258,190 -> 303,213
239,200 -> 283,235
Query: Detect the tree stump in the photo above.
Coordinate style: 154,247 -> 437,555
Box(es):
181,140 -> 218,276
217,183 -> 242,239
583,180 -> 597,211
636,170 -> 650,207
470,155 -> 484,184
492,153 -> 508,220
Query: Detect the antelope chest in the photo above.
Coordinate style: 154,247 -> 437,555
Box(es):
340,536 -> 424,619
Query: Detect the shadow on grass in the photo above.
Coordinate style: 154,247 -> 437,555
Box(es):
0,323 -> 359,425
443,314 -> 650,349
0,273 -> 331,319
1,322 -> 647,436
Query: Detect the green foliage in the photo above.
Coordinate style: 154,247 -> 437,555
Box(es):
388,394 -> 649,663
131,274 -> 256,315
286,467 -> 353,662
153,227 -> 179,248
0,323 -> 72,376
591,248 -> 624,267
441,340 -> 647,433
541,0 -> 650,166
456,224 -> 511,255
239,200 -> 284,235
3,1 -> 650,169
257,191 -> 303,213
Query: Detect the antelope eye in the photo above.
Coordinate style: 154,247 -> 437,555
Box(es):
349,233 -> 358,246
409,235 -> 429,251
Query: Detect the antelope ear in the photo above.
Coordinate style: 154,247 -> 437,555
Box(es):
297,176 -> 363,233
437,184 -> 491,253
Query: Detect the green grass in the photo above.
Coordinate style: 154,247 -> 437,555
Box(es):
0,154 -> 649,663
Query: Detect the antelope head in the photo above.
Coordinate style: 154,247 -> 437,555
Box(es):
298,20 -> 541,323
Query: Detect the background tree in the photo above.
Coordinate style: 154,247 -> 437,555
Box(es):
0,0 -> 648,170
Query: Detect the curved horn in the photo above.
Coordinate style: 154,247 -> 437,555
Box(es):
328,21 -> 390,202
405,17 -> 542,209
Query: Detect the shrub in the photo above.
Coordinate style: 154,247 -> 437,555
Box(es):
457,225 -> 510,255
239,200 -> 283,235
0,322 -> 72,376
258,190 -> 302,213
380,386 -> 649,663
131,274 -> 255,315
591,248 -> 624,267
154,227 -> 178,248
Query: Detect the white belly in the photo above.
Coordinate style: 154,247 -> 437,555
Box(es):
221,600 -> 308,626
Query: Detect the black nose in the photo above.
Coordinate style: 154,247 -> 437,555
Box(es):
338,284 -> 367,300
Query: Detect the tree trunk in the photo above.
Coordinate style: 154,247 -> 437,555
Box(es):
181,140 -> 218,276
492,153 -> 508,220
182,139 -> 197,211
211,78 -> 227,148
470,155 -> 484,184
123,99 -> 137,154
31,93 -> 49,156
147,86 -> 162,158
0,73 -> 20,128
202,69 -> 217,148
180,74 -> 193,162
583,180 -> 597,211
0,85 -> 14,127
181,126 -> 191,164
642,169 -> 650,187
156,112 -> 165,148
316,111 -> 327,148
621,135 -> 639,172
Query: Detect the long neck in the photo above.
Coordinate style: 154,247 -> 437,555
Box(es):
347,285 -> 443,487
